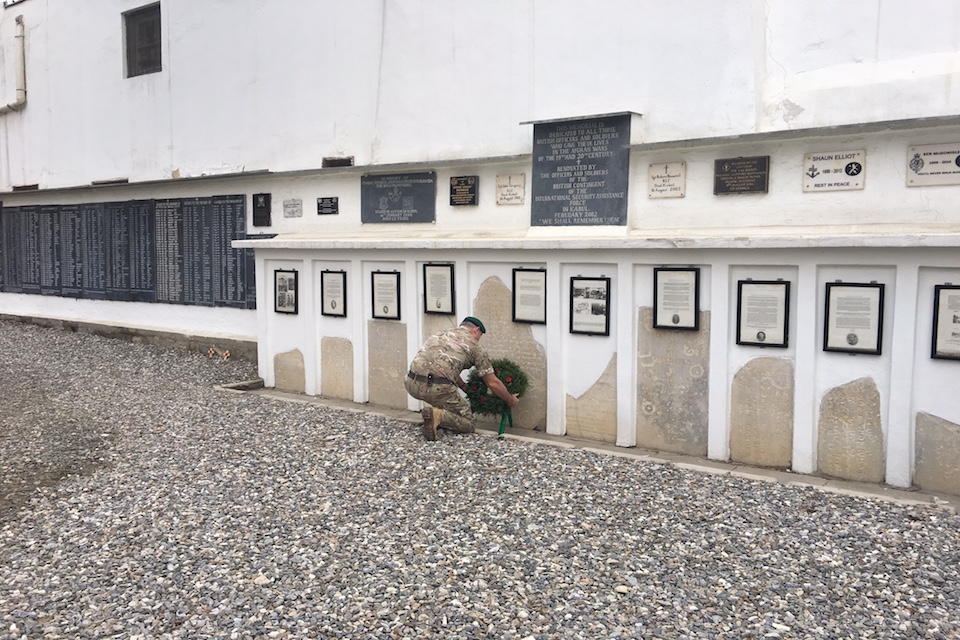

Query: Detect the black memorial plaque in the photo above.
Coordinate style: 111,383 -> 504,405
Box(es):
155,198 -> 184,304
80,203 -> 107,299
714,156 -> 770,195
449,176 -> 478,206
213,194 -> 248,308
361,172 -> 437,223
59,205 -> 83,298
1,206 -> 19,293
19,206 -> 41,295
0,195 -> 253,309
182,198 -> 214,306
104,202 -> 131,301
317,197 -> 339,215
39,205 -> 62,296
531,114 -> 631,226
128,200 -> 156,302
253,193 -> 271,227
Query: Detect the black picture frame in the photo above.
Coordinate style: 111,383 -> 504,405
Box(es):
320,270 -> 347,318
736,280 -> 790,348
371,271 -> 401,320
512,268 -> 547,324
274,269 -> 298,315
932,284 -> 960,360
823,282 -> 884,355
422,263 -> 455,315
569,276 -> 611,336
653,267 -> 700,330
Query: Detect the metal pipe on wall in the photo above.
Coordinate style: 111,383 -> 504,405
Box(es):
0,15 -> 26,115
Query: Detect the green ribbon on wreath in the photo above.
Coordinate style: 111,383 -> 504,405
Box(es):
498,410 -> 514,436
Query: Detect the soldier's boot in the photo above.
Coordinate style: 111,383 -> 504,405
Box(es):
421,406 -> 442,441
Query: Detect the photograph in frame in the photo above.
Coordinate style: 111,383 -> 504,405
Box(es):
423,263 -> 455,315
823,282 -> 884,355
653,267 -> 700,330
932,284 -> 960,360
274,269 -> 298,315
736,280 -> 790,348
569,277 -> 610,336
371,271 -> 401,320
320,270 -> 347,317
512,268 -> 547,324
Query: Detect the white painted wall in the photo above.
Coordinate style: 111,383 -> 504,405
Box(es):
1,1 -> 959,190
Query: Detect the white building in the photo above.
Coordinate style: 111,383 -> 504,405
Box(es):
1,1 -> 959,494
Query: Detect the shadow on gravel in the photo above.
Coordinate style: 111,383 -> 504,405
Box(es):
0,368 -> 114,521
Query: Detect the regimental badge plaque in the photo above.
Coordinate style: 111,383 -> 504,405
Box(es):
907,143 -> 960,186
449,176 -> 478,206
802,150 -> 865,192
714,156 -> 769,195
317,197 -> 339,215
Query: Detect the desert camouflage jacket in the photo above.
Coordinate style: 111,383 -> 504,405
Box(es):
409,326 -> 494,382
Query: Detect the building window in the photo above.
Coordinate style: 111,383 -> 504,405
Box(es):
124,3 -> 161,77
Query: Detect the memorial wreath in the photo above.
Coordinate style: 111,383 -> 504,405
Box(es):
465,358 -> 529,417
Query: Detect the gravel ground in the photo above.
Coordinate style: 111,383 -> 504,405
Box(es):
1,319 -> 959,639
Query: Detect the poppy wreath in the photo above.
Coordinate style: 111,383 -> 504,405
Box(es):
465,358 -> 529,416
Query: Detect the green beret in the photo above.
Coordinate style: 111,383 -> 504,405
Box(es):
462,316 -> 486,333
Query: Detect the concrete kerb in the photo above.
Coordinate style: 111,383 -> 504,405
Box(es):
218,383 -> 960,515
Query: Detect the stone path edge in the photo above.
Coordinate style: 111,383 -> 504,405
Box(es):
217,382 -> 960,515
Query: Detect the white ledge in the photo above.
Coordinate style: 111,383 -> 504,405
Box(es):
234,225 -> 960,251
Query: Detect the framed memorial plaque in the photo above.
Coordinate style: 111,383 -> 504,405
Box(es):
513,268 -> 547,324
736,280 -> 790,348
274,269 -> 298,315
823,282 -> 884,355
320,270 -> 347,317
653,268 -> 700,330
932,284 -> 960,360
423,263 -> 455,315
569,277 -> 610,336
371,271 -> 401,320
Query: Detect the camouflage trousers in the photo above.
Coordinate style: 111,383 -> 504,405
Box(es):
404,376 -> 475,433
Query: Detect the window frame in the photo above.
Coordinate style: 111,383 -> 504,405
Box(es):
123,3 -> 162,78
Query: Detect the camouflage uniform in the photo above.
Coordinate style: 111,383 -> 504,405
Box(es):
405,325 -> 494,433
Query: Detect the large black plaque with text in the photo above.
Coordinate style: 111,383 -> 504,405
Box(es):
714,156 -> 770,194
59,205 -> 83,298
80,203 -> 108,299
361,172 -> 437,223
19,206 -> 41,295
0,206 -> 17,293
39,205 -> 61,296
531,114 -> 631,226
129,200 -> 156,302
0,195 -> 255,309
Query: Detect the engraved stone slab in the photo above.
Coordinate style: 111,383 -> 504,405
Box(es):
422,313 -> 456,345
636,307 -> 710,456
730,358 -> 794,468
274,348 -> 305,394
367,320 -> 408,409
817,377 -> 884,482
321,337 -> 354,401
915,411 -> 960,496
566,353 -> 617,443
472,276 -> 547,430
